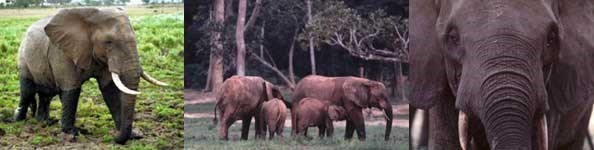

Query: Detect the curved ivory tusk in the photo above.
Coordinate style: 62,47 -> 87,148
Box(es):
111,72 -> 140,95
142,72 -> 168,86
538,116 -> 548,150
458,111 -> 469,150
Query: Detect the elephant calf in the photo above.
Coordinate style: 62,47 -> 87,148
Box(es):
260,98 -> 288,139
213,75 -> 284,140
293,98 -> 346,138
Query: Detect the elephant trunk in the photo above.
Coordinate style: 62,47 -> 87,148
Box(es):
379,100 -> 393,141
481,70 -> 534,149
110,41 -> 141,144
114,69 -> 140,144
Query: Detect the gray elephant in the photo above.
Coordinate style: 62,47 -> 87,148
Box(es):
13,7 -> 167,144
410,0 -> 594,149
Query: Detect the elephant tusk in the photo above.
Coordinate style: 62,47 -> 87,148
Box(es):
142,72 -> 168,86
538,115 -> 548,150
111,72 -> 140,95
458,111 -> 469,150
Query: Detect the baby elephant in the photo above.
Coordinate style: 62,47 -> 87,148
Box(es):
260,98 -> 288,139
294,98 -> 346,138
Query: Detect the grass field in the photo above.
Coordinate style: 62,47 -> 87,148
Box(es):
0,5 -> 184,149
184,91 -> 410,149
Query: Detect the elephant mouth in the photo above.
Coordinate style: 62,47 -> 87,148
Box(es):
457,111 -> 548,150
111,71 -> 168,95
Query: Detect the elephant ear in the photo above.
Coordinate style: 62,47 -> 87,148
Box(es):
328,105 -> 346,121
45,8 -> 99,70
343,79 -> 371,108
409,0 -> 448,109
547,0 -> 594,114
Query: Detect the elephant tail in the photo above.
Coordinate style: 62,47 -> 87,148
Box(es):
213,100 -> 219,125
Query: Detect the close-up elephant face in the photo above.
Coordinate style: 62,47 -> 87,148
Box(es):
425,0 -> 559,149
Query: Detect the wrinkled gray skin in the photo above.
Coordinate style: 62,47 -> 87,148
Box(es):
411,0 -> 594,149
13,7 -> 166,144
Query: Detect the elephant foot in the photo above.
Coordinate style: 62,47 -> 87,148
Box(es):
13,107 -> 27,121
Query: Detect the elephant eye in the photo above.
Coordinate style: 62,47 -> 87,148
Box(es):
105,40 -> 113,45
546,27 -> 558,49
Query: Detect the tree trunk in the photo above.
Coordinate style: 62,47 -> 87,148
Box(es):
210,0 -> 225,93
399,62 -> 407,102
244,0 -> 262,32
236,0 -> 247,76
224,0 -> 233,19
260,21 -> 264,58
307,0 -> 316,75
288,28 -> 299,84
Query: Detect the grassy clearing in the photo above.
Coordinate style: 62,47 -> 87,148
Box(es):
0,8 -> 183,149
184,118 -> 409,149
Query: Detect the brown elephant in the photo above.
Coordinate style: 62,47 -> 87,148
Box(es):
12,7 -> 167,144
293,98 -> 346,138
410,0 -> 594,149
213,75 -> 284,140
260,98 -> 288,139
291,75 -> 393,141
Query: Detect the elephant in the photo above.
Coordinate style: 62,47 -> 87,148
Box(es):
213,75 -> 284,140
293,97 -> 346,138
12,7 -> 167,144
260,98 -> 288,139
410,0 -> 594,149
291,75 -> 393,141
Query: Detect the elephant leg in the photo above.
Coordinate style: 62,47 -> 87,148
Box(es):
36,94 -> 54,124
345,120 -> 355,140
350,110 -> 366,140
99,82 -> 122,128
318,125 -> 326,138
59,88 -> 81,136
218,111 -> 233,140
255,113 -> 265,139
268,123 -> 275,139
326,119 -> 334,137
241,117 -> 252,140
14,78 -> 36,121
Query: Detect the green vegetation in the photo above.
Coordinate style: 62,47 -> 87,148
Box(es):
0,8 -> 183,149
184,117 -> 409,149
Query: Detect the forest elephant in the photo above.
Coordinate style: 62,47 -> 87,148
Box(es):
12,7 -> 168,144
291,75 -> 393,141
213,75 -> 284,140
293,98 -> 346,138
260,98 -> 288,139
410,0 -> 594,149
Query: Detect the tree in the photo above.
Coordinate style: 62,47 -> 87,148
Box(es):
306,0 -> 316,75
142,0 -> 150,4
235,0 -> 247,76
206,0 -> 225,92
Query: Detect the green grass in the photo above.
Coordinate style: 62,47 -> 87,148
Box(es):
0,9 -> 183,149
184,118 -> 409,149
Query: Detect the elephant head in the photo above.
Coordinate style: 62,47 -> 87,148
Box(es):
44,8 -> 167,144
406,0 -> 594,149
343,78 -> 393,140
328,105 -> 346,121
264,81 -> 284,102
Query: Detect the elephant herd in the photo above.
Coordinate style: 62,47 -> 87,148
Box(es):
213,75 -> 393,141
